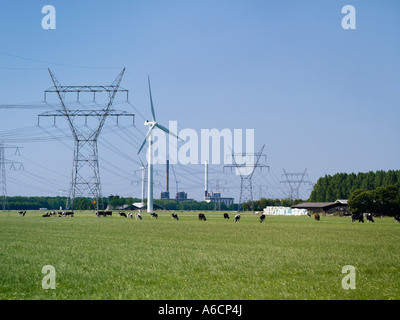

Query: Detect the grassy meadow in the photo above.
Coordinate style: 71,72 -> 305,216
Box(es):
0,210 -> 399,300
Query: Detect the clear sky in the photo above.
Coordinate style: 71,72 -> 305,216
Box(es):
0,0 -> 399,202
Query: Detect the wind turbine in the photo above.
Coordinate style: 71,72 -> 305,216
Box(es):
137,76 -> 182,212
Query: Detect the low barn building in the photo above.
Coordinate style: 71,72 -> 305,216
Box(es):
291,200 -> 349,214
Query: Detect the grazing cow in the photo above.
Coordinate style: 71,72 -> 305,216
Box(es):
42,212 -> 51,217
135,212 -> 142,220
150,213 -> 158,219
198,213 -> 206,221
61,211 -> 74,217
171,213 -> 179,221
127,212 -> 133,219
97,210 -> 112,217
366,213 -> 374,223
234,214 -> 240,223
18,211 -> 26,216
119,212 -> 127,218
394,215 -> 400,223
259,214 -> 266,223
223,213 -> 230,219
314,214 -> 320,221
352,213 -> 364,223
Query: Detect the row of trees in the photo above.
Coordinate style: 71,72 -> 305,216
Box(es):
309,170 -> 400,202
3,195 -> 300,212
348,185 -> 400,216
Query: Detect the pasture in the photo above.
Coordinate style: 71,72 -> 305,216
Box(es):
0,210 -> 399,300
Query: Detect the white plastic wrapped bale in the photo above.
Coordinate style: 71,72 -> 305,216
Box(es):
263,206 -> 309,216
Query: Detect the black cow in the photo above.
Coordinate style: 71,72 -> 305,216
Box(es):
234,214 -> 240,223
259,214 -> 266,223
42,212 -> 51,217
150,213 -> 158,219
366,213 -> 374,223
171,213 -> 179,221
223,213 -> 230,219
198,213 -> 206,221
18,211 -> 26,216
96,210 -> 112,217
314,214 -> 320,221
119,212 -> 127,218
352,213 -> 364,223
394,215 -> 400,223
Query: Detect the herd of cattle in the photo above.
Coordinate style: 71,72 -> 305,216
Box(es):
17,210 -> 400,224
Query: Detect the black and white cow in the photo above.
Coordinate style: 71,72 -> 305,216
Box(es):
234,214 -> 240,223
127,212 -> 133,219
135,212 -> 142,220
171,213 -> 179,221
119,212 -> 127,218
394,215 -> 400,223
150,213 -> 158,219
198,213 -> 206,221
223,213 -> 230,219
259,214 -> 266,223
18,211 -> 26,216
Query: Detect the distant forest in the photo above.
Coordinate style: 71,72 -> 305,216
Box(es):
309,170 -> 400,202
3,195 -> 298,212
3,170 -> 400,211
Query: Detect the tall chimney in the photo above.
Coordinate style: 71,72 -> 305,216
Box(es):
204,160 -> 208,199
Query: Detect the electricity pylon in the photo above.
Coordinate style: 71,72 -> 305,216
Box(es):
224,145 -> 268,212
38,68 -> 134,211
280,168 -> 311,200
0,142 -> 23,210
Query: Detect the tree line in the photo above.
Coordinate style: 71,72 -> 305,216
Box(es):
309,170 -> 400,202
3,195 -> 300,212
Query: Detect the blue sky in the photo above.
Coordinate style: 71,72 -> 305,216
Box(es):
0,0 -> 399,201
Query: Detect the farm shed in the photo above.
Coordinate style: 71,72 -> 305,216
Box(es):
291,200 -> 349,214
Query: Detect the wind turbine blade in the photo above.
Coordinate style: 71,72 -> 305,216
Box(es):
155,123 -> 184,142
137,139 -> 147,155
148,76 -> 156,122
137,127 -> 154,154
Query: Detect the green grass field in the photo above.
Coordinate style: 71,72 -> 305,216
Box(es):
1,210 -> 399,300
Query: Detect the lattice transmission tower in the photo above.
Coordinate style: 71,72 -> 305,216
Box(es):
280,168 -> 311,200
224,145 -> 268,211
38,68 -> 134,211
0,142 -> 23,210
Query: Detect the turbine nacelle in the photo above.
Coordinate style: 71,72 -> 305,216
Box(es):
144,120 -> 156,127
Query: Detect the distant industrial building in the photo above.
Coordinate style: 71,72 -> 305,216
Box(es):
205,191 -> 234,207
176,191 -> 188,201
160,191 -> 170,200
